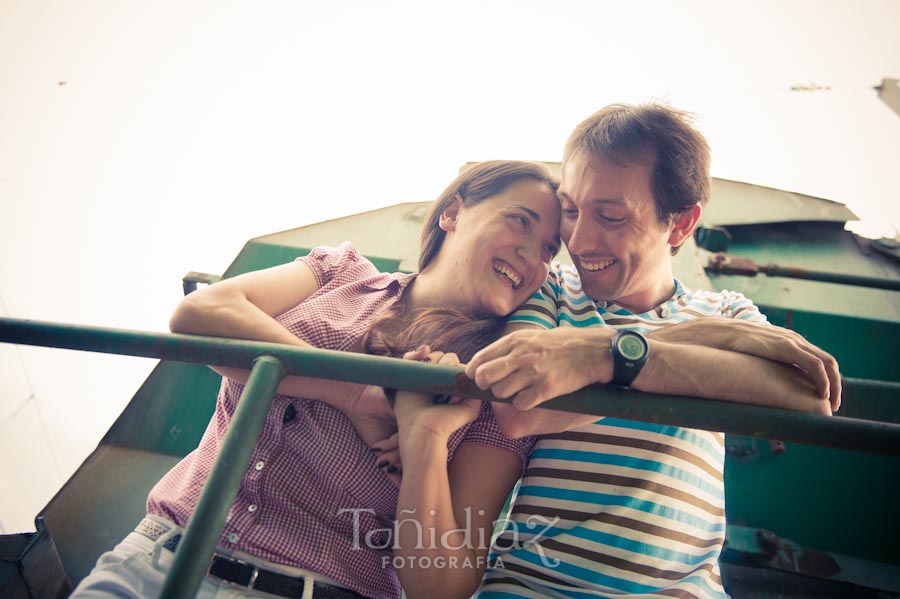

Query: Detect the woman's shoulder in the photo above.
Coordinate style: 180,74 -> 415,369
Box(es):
298,242 -> 389,287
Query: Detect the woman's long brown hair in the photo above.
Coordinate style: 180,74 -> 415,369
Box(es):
361,306 -> 505,363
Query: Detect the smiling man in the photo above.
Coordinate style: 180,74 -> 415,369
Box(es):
467,103 -> 841,599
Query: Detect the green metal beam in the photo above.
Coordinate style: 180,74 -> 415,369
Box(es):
159,355 -> 285,599
705,252 -> 900,292
1,316 -> 899,456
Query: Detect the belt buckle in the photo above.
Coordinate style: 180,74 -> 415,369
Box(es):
247,561 -> 260,590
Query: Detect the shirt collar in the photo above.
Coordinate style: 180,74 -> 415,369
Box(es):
593,278 -> 686,316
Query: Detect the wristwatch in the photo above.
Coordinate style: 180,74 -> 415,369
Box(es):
609,330 -> 649,390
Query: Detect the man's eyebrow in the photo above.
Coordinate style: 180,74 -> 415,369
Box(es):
558,193 -> 623,206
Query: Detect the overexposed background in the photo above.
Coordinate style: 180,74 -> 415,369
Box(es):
2,0 -> 899,533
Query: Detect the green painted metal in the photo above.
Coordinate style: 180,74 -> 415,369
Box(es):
102,361 -> 222,456
704,227 -> 900,323
705,253 -> 900,291
704,221 -> 900,575
2,316 -> 899,456
724,440 -> 900,567
160,355 -> 285,599
722,524 -> 900,594
224,242 -> 403,278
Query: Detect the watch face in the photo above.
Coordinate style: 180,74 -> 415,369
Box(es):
617,334 -> 647,360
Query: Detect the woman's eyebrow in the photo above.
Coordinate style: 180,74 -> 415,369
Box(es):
510,206 -> 544,221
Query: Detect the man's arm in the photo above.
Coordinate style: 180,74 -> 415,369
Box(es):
466,324 -> 836,438
646,318 -> 841,404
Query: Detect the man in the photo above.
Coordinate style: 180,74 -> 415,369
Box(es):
466,104 -> 840,598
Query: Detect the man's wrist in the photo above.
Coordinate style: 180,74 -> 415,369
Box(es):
585,328 -> 616,384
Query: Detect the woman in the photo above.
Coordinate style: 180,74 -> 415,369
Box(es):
70,160 -> 563,599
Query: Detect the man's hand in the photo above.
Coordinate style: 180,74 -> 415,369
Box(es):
465,327 -> 615,411
648,319 -> 841,412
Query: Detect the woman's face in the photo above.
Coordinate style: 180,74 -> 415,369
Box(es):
440,179 -> 561,317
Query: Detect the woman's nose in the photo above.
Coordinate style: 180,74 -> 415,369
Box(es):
517,240 -> 540,269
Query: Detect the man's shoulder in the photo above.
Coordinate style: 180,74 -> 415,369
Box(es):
673,282 -> 765,323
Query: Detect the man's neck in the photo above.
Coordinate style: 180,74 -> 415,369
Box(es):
601,278 -> 677,315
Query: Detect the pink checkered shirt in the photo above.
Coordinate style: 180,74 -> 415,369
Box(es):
147,242 -> 535,599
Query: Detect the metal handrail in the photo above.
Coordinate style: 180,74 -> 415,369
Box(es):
2,317 -> 899,456
2,315 -> 899,596
160,355 -> 285,598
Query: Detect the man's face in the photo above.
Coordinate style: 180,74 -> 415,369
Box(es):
558,153 -> 679,313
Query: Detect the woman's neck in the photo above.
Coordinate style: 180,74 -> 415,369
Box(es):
401,268 -> 461,314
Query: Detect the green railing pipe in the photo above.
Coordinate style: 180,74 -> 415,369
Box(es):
1,316 -> 899,456
756,264 -> 900,291
705,252 -> 900,292
160,355 -> 285,599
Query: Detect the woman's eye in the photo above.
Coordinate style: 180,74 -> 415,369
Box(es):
561,209 -> 578,219
509,214 -> 529,228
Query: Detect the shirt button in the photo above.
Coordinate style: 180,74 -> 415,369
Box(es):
659,305 -> 670,318
248,504 -> 258,513
227,533 -> 239,543
254,461 -> 265,471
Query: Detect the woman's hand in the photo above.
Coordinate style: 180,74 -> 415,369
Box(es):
394,346 -> 483,444
337,384 -> 398,450
372,432 -> 402,486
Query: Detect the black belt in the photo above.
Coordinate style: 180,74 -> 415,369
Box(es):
134,518 -> 367,599
207,554 -> 366,599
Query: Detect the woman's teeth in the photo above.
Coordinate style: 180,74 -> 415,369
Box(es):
493,262 -> 522,288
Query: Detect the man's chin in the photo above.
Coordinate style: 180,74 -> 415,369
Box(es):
578,279 -> 619,304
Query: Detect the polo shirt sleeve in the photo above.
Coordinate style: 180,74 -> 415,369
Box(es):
454,403 -> 537,472
297,242 -> 379,289
507,272 -> 560,330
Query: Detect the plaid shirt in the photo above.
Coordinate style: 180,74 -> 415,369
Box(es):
147,242 -> 534,599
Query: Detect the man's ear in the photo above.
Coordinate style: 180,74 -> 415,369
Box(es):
439,193 -> 463,232
668,203 -> 702,249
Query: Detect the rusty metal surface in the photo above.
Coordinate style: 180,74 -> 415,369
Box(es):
706,251 -> 900,291
723,524 -> 900,594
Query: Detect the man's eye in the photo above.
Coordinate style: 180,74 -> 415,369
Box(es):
600,214 -> 626,224
561,209 -> 578,218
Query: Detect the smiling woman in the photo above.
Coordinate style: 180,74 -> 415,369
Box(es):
68,160 -> 562,599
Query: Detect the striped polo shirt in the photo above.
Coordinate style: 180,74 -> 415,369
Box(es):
478,263 -> 766,599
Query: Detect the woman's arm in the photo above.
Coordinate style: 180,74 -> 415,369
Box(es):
169,260 -> 371,410
391,352 -> 523,599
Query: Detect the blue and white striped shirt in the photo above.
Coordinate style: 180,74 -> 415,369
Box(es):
478,263 -> 765,599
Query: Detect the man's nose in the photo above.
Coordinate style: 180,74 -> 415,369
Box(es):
565,216 -> 594,255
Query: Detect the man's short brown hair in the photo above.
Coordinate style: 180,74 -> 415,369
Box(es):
563,103 -> 711,225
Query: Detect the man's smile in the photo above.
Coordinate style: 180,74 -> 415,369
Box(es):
578,258 -> 616,272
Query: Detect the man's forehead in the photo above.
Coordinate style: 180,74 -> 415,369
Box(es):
559,154 -> 651,199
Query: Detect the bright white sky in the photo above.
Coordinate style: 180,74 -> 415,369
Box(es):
1,0 -> 899,533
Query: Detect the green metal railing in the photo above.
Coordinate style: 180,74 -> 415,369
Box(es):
2,316 -> 900,596
705,251 -> 900,292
